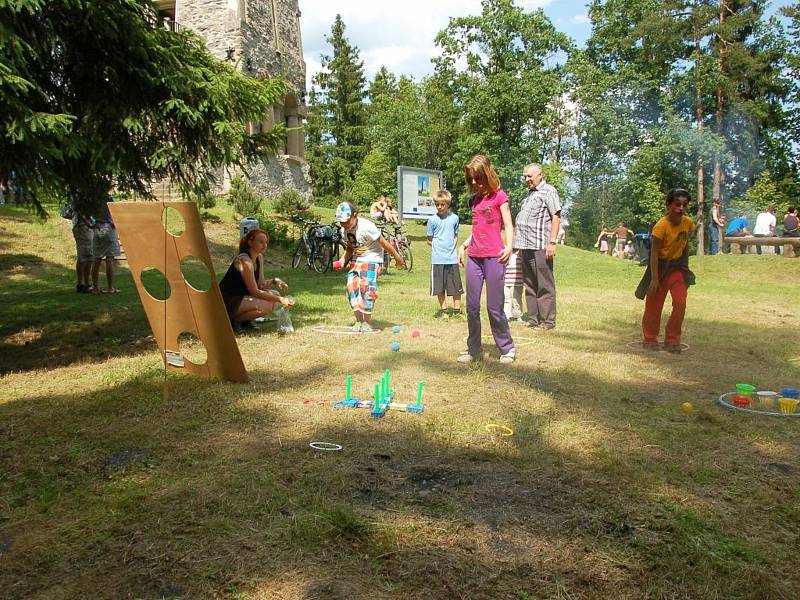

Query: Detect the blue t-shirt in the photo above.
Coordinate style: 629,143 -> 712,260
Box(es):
427,211 -> 460,264
726,217 -> 747,235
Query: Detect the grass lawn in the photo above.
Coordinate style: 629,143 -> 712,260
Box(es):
1,200 -> 799,600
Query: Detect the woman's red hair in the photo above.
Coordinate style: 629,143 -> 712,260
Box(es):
239,228 -> 270,254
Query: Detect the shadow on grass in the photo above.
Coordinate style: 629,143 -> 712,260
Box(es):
0,245 -> 355,375
1,327 -> 797,599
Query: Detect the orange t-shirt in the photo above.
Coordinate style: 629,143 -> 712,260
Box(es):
652,215 -> 693,260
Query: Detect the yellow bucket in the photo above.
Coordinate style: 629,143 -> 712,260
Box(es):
778,397 -> 799,415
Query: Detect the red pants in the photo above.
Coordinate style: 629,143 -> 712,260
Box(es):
641,269 -> 687,346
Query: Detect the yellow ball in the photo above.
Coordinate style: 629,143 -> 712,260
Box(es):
681,402 -> 693,414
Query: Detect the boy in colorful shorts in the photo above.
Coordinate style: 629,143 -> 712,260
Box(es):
333,201 -> 406,332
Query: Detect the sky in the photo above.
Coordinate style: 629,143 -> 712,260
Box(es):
299,0 -> 793,88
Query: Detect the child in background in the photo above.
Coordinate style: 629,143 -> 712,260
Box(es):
640,188 -> 695,353
595,225 -> 610,255
383,199 -> 401,224
503,250 -> 524,321
333,201 -> 405,332
426,190 -> 463,316
370,196 -> 389,221
624,240 -> 634,259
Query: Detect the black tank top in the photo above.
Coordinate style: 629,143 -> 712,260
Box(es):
219,253 -> 260,297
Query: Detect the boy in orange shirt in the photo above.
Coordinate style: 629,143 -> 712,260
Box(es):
641,189 -> 695,353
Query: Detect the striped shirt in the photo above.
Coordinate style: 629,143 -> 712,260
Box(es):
514,181 -> 562,250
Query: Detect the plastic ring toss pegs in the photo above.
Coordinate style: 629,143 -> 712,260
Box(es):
309,441 -> 343,451
484,423 -> 514,437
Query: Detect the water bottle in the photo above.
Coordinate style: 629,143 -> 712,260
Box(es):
274,298 -> 294,334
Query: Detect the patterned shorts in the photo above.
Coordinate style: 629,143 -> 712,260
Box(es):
346,262 -> 381,314
72,224 -> 94,262
92,226 -> 120,259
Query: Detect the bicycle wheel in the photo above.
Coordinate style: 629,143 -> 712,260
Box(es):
291,237 -> 307,269
382,249 -> 390,274
312,239 -> 332,273
400,243 -> 413,271
334,240 -> 346,260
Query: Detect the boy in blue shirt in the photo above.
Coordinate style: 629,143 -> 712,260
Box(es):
427,190 -> 463,316
725,214 -> 749,237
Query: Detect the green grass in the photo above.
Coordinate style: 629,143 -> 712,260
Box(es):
1,200 -> 799,599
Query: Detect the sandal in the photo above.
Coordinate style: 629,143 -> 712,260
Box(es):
102,288 -> 121,293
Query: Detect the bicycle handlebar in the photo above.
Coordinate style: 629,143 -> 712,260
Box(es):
291,215 -> 322,228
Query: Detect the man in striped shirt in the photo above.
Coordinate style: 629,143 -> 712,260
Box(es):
515,163 -> 562,330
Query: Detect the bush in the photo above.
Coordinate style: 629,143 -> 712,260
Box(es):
272,187 -> 311,217
254,212 -> 290,247
196,190 -> 217,209
229,174 -> 263,217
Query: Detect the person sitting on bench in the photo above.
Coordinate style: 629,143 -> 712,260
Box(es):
725,213 -> 750,237
783,207 -> 799,238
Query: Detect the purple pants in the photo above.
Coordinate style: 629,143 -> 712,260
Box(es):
465,256 -> 514,356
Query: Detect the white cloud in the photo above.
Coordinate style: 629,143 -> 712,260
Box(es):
572,13 -> 590,24
300,0 -> 555,87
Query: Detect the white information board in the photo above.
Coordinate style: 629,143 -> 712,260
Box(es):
397,166 -> 443,221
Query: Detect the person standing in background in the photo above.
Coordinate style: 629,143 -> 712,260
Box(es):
514,163 -> 562,331
709,199 -> 725,255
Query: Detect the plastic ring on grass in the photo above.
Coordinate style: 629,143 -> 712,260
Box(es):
484,424 -> 514,436
311,325 -> 382,335
463,335 -> 536,348
625,340 -> 690,352
309,441 -> 343,451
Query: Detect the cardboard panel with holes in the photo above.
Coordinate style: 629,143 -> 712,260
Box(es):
108,201 -> 248,383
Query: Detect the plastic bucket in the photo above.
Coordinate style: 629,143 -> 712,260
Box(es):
780,387 -> 799,399
778,398 -> 799,414
735,383 -> 755,397
733,395 -> 751,408
756,391 -> 778,408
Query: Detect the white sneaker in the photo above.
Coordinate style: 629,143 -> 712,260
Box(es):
498,348 -> 516,364
457,351 -> 482,363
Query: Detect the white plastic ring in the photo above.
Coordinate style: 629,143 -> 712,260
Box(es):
309,441 -> 343,451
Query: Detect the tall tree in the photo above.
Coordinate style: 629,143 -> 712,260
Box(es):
0,0 -> 286,216
433,0 -> 572,176
310,14 -> 368,201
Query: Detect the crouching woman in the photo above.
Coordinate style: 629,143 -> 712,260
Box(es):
219,229 -> 294,333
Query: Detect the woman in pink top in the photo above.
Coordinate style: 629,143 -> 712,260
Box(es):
456,155 -> 516,364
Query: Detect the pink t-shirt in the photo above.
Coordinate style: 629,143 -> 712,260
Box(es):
467,189 -> 508,258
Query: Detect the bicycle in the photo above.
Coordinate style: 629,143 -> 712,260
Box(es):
379,222 -> 413,273
291,216 -> 336,273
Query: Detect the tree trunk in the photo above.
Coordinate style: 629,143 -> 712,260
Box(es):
712,1 -> 727,208
694,12 -> 705,255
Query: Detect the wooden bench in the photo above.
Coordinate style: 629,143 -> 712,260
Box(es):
723,235 -> 800,257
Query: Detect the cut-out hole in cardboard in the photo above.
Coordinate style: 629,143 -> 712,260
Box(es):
162,206 -> 186,237
140,267 -> 171,301
180,255 -> 213,292
177,332 -> 208,365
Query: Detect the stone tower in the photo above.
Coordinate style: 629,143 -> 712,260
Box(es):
155,0 -> 312,200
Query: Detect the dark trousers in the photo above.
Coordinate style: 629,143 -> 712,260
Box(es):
754,233 -> 779,255
709,224 -> 720,255
519,249 -> 556,326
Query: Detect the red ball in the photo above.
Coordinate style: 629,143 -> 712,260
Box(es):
411,329 -> 421,338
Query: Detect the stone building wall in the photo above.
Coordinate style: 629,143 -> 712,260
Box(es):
175,0 -> 242,60
171,0 -> 312,201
